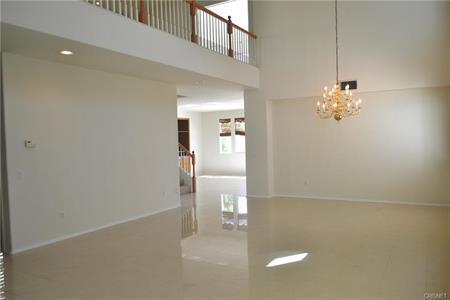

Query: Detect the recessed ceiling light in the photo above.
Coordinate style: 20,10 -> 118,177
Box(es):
266,253 -> 308,267
60,50 -> 74,56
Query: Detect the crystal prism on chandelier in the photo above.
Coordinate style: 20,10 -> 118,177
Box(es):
316,0 -> 362,121
316,84 -> 362,121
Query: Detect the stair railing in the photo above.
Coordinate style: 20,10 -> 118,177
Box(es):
84,0 -> 257,66
178,143 -> 196,193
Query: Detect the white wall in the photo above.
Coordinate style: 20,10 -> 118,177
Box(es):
3,53 -> 180,252
202,110 -> 246,176
244,90 -> 272,196
245,1 -> 450,205
254,1 -> 450,100
177,108 -> 203,175
272,87 -> 449,206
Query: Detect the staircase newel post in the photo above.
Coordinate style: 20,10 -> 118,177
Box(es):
227,16 -> 234,58
189,0 -> 198,44
138,0 -> 148,25
191,151 -> 196,193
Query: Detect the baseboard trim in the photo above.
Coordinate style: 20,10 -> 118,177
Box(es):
246,194 -> 272,199
11,205 -> 181,255
272,194 -> 450,208
199,175 -> 246,179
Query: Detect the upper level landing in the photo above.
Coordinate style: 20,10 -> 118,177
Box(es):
1,0 -> 259,90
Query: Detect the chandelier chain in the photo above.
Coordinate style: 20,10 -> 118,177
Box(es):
316,0 -> 362,121
335,0 -> 339,84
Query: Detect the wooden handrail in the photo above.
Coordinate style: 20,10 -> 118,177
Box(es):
191,150 -> 196,193
189,0 -> 228,23
186,0 -> 256,61
178,143 -> 193,157
187,0 -> 257,39
231,23 -> 257,39
178,143 -> 196,193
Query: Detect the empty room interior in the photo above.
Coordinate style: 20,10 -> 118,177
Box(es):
0,0 -> 449,299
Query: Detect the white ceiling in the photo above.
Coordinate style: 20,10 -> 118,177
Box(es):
177,83 -> 244,112
177,98 -> 244,112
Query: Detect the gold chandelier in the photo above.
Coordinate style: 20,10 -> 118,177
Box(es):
316,0 -> 361,121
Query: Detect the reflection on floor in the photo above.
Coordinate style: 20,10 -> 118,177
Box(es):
220,194 -> 247,232
5,176 -> 450,299
180,176 -> 248,299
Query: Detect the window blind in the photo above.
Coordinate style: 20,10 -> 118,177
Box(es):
219,118 -> 232,136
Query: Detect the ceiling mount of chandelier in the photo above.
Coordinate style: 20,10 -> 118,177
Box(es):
316,0 -> 362,121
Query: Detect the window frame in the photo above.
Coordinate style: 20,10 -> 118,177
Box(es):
218,117 -> 245,154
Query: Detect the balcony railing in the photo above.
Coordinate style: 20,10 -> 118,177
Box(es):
84,0 -> 257,66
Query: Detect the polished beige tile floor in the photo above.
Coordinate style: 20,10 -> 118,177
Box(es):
5,177 -> 450,299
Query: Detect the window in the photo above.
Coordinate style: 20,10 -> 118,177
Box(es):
219,117 -> 245,154
219,118 -> 232,154
234,118 -> 245,153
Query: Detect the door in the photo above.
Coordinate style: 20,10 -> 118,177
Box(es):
178,118 -> 190,150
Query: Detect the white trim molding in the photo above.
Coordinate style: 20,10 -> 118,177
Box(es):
199,175 -> 246,179
246,194 -> 272,199
246,193 -> 450,208
272,194 -> 450,208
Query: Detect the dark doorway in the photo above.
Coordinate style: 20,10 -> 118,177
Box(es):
178,118 -> 190,150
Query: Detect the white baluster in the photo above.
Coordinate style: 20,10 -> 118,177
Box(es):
135,0 -> 139,21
